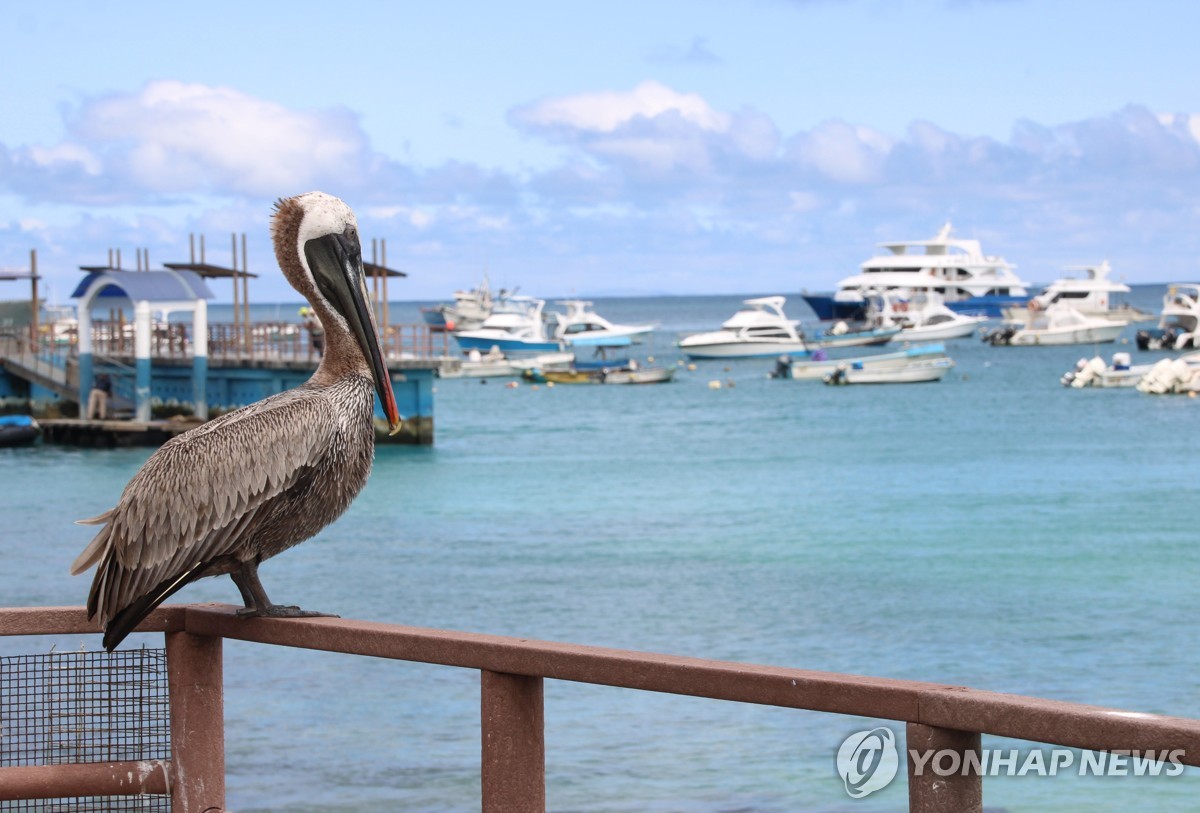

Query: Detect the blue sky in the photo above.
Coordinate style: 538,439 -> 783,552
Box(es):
2,0 -> 1199,304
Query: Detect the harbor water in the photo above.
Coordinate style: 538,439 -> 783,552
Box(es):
2,287 -> 1198,811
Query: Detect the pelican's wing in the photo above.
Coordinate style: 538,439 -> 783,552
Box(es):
72,389 -> 338,623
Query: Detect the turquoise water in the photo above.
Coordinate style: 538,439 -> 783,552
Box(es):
3,289 -> 1199,811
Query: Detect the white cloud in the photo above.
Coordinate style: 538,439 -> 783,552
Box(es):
787,120 -> 893,184
72,80 -> 370,196
514,80 -> 730,134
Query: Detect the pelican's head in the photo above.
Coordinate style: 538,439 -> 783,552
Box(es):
271,192 -> 401,434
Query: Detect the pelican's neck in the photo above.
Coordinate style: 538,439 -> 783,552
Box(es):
309,302 -> 373,385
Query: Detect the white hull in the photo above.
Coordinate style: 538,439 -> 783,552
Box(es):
897,319 -> 984,342
789,345 -> 947,380
826,358 -> 955,385
1009,323 -> 1126,346
680,337 -> 809,359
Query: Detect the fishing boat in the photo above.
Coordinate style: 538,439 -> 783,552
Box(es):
452,296 -> 562,354
420,275 -> 507,332
549,300 -> 655,347
522,361 -> 675,385
866,289 -> 988,341
1136,284 -> 1200,351
1137,357 -> 1200,395
678,296 -> 808,359
823,356 -> 955,385
803,222 -> 1031,320
438,348 -> 576,379
809,323 -> 900,349
0,415 -> 40,447
982,303 -> 1127,346
1003,262 -> 1152,324
781,343 -> 950,381
1061,352 -> 1200,389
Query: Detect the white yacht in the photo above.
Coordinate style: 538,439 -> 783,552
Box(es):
1004,262 -> 1151,323
1136,284 -> 1200,351
548,300 -> 655,347
678,296 -> 809,359
452,296 -> 562,354
803,223 -> 1030,320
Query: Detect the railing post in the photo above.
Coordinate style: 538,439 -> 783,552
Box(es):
166,631 -> 226,813
906,722 -> 981,813
481,670 -> 545,813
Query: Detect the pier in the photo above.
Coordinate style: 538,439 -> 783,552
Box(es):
0,246 -> 455,445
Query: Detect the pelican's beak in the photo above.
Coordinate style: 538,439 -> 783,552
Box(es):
304,228 -> 403,434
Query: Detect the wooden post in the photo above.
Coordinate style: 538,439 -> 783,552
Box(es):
381,238 -> 390,341
241,233 -> 250,354
230,233 -> 240,359
166,631 -> 225,813
29,249 -> 38,344
481,670 -> 545,813
907,722 -> 982,813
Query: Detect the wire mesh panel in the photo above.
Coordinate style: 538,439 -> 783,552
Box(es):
0,648 -> 171,812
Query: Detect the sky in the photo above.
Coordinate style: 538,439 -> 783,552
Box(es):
2,0 -> 1200,305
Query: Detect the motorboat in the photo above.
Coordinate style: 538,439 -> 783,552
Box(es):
438,348 -> 575,379
1137,357 -> 1200,395
421,275 -> 507,332
1061,352 -> 1200,389
823,356 -> 955,385
780,343 -> 950,381
522,359 -> 675,385
809,322 -> 900,349
802,222 -> 1031,320
1136,284 -> 1200,351
982,304 -> 1127,346
453,296 -> 562,354
866,289 -> 988,341
1003,262 -> 1152,324
548,300 -> 655,347
678,296 -> 809,359
0,415 -> 40,447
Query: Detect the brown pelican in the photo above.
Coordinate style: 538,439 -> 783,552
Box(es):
70,191 -> 401,650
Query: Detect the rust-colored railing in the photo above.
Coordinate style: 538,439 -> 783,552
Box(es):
3,604 -> 1199,812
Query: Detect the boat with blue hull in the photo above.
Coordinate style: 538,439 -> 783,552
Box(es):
802,223 -> 1031,320
0,415 -> 40,447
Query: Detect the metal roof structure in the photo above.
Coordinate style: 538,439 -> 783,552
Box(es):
71,270 -> 214,303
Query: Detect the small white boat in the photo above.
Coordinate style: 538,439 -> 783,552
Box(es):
1137,357 -> 1200,395
867,289 -> 988,341
1004,262 -> 1153,324
439,348 -> 575,379
809,322 -> 901,349
782,343 -> 950,381
824,356 -> 955,385
453,296 -> 562,354
549,300 -> 655,347
1137,284 -> 1200,351
983,303 -> 1127,346
678,296 -> 808,359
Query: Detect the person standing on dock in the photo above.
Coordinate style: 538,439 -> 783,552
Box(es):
87,374 -> 112,420
301,306 -> 325,357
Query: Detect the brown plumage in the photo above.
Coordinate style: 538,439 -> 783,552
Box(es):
71,192 -> 401,650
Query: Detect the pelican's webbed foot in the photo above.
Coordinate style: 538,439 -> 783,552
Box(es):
230,561 -> 340,620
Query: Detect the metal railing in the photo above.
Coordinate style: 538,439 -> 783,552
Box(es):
84,321 -> 454,363
2,604 -> 1199,811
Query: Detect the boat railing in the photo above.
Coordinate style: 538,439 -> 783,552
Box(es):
2,604 -> 1198,812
